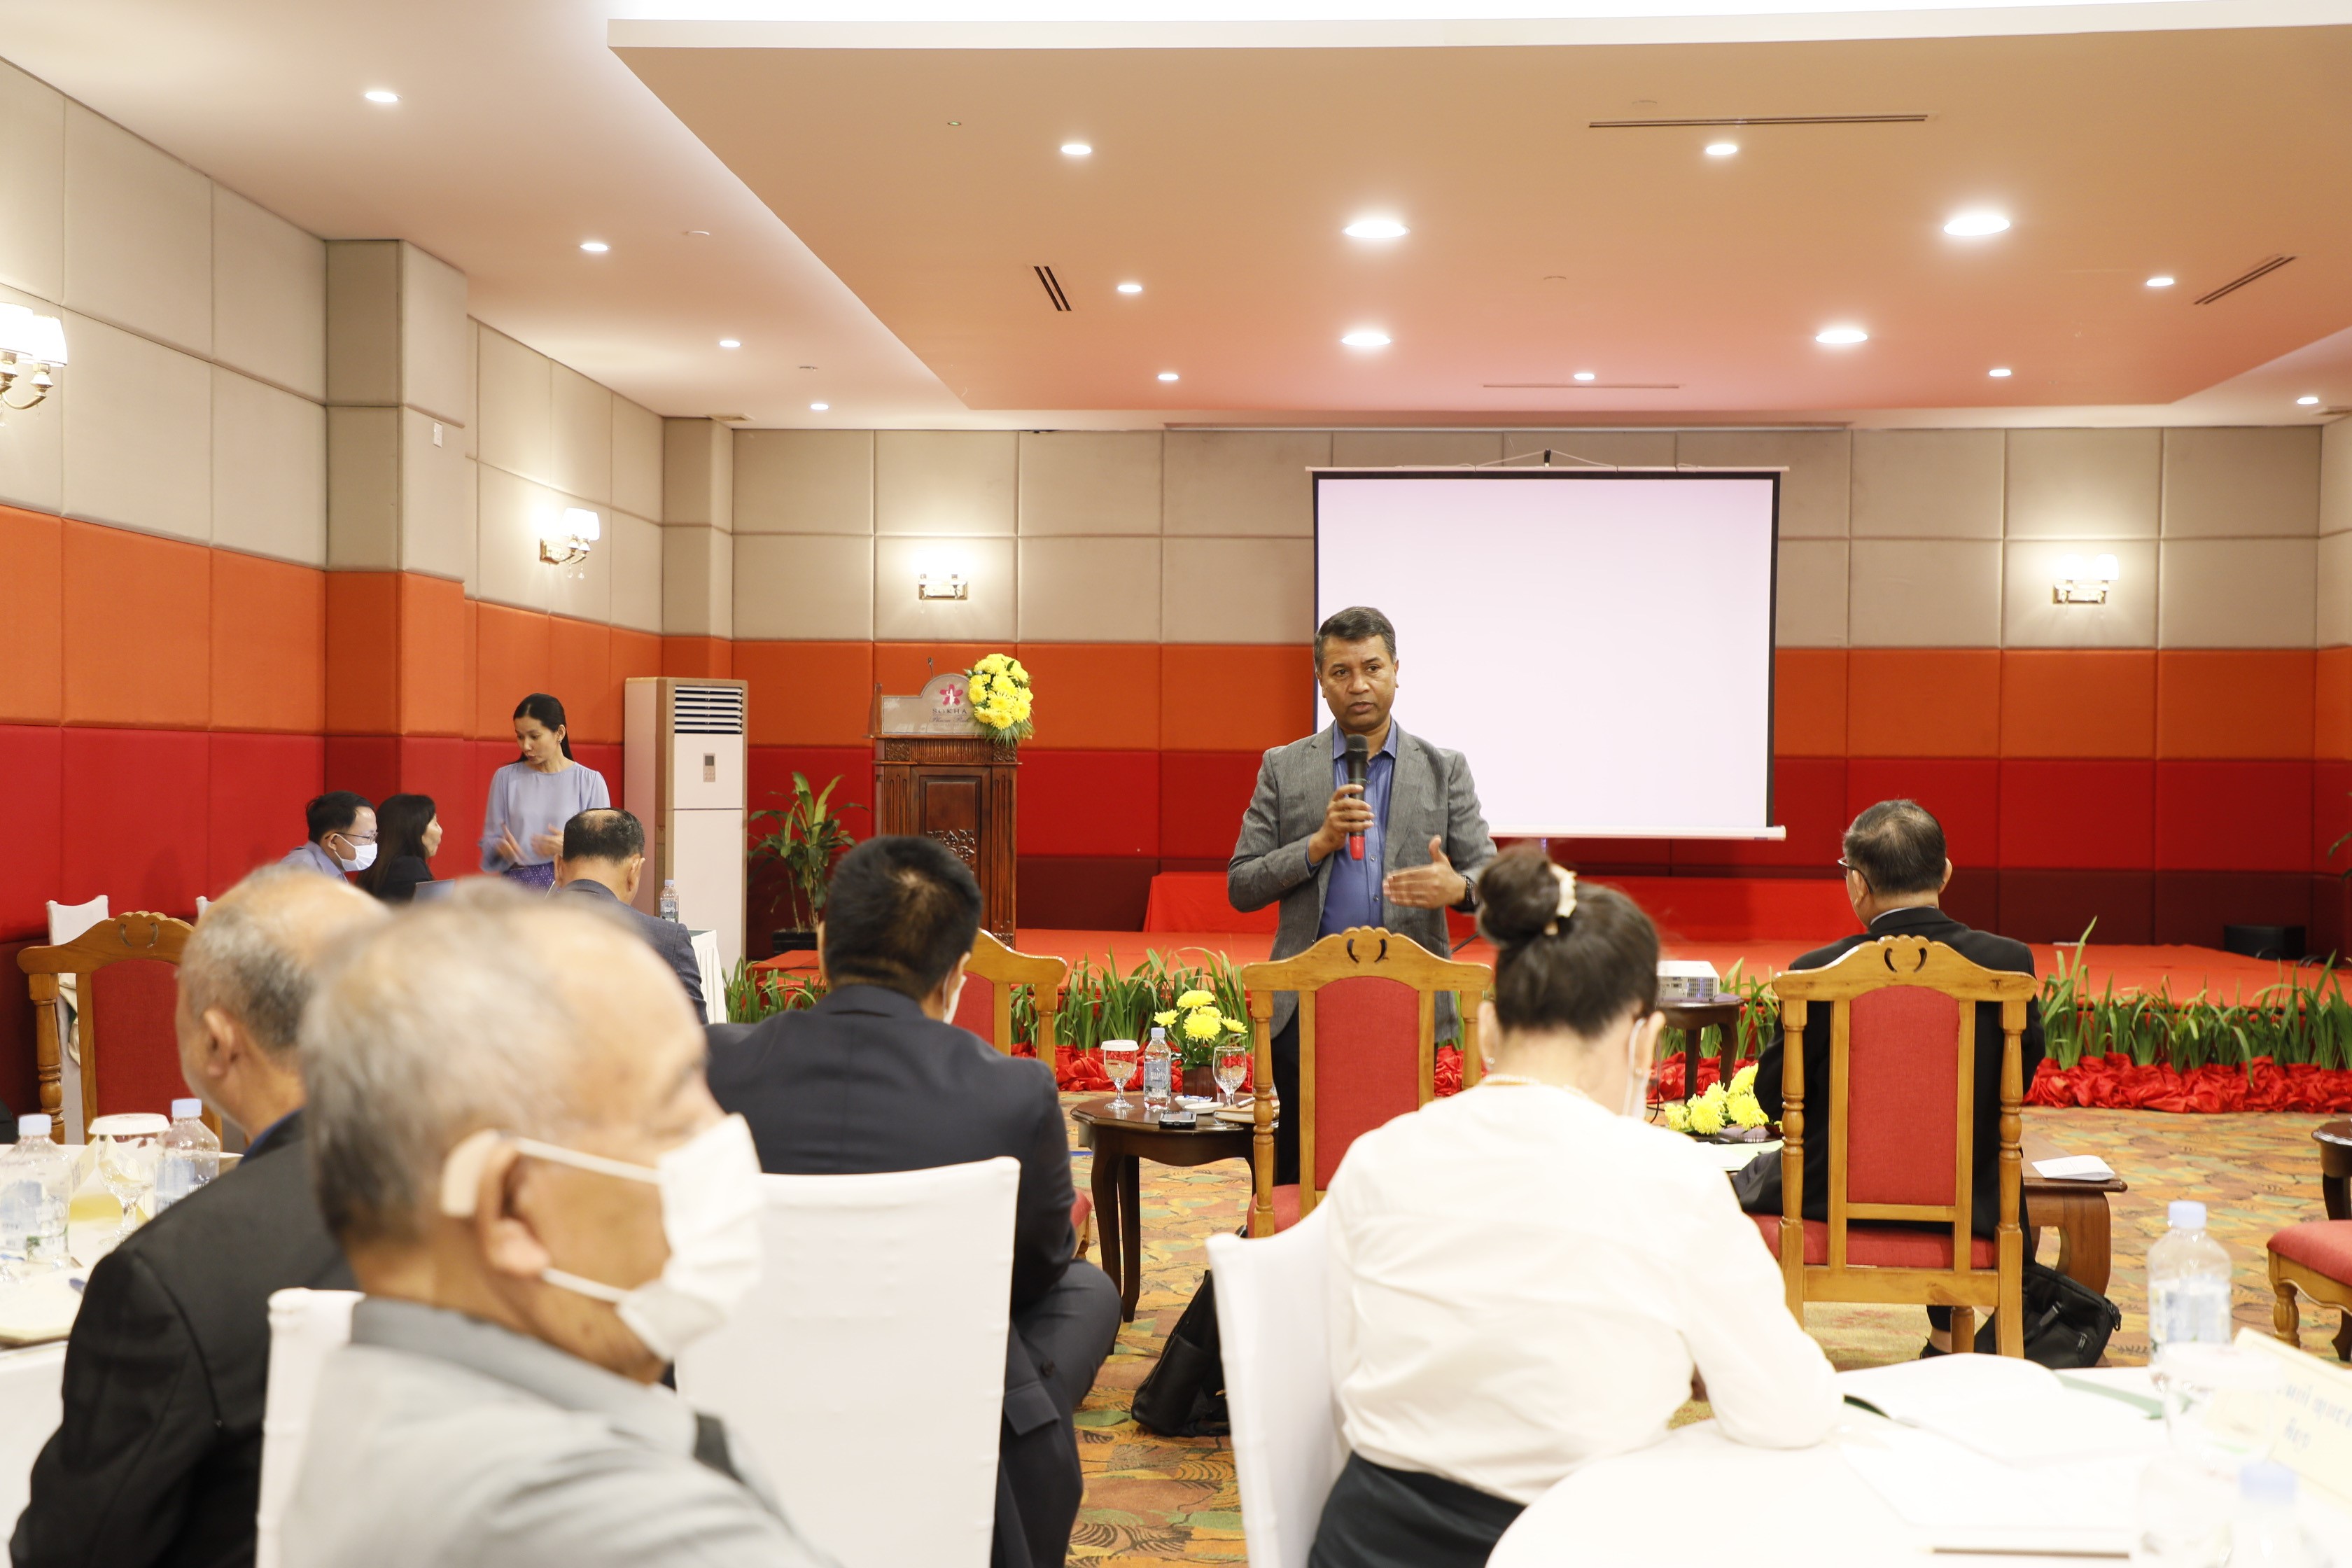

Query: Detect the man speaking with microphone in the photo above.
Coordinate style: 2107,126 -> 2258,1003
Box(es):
1229,605 -> 1496,1186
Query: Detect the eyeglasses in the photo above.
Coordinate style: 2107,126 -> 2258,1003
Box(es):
1836,857 -> 1868,886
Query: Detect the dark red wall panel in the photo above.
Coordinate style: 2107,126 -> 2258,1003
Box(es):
1018,855 -> 1158,931
1158,750 -> 1264,862
1998,761 -> 2154,870
2150,872 -> 2312,949
1843,758 -> 2000,869
2154,761 -> 2311,874
1673,758 -> 1847,871
0,724 -> 64,941
61,727 -> 210,916
1017,751 -> 1160,859
207,732 -> 326,895
1997,869 -> 2153,945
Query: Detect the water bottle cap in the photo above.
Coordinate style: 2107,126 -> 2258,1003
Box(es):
664,878 -> 677,889
2169,1200 -> 2207,1231
17,1114 -> 50,1138
2241,1462 -> 2296,1504
172,1098 -> 202,1121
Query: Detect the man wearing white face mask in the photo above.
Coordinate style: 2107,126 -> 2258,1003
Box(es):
284,886 -> 835,1568
1309,846 -> 1840,1568
282,791 -> 377,879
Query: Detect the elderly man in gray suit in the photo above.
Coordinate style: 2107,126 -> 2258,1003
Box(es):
1228,604 -> 1497,1185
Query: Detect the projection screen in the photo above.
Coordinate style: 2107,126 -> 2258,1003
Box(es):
1313,470 -> 1782,839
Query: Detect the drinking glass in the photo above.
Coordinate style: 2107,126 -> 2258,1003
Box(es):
1102,1040 -> 1139,1113
1214,1042 -> 1249,1108
90,1114 -> 167,1242
2152,1342 -> 2283,1473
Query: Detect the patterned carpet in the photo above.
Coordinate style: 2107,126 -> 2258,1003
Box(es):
1060,1096 -> 2349,1565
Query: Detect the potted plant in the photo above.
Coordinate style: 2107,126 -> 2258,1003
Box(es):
749,772 -> 864,955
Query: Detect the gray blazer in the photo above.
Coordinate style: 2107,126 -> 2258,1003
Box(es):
1226,722 -> 1496,1038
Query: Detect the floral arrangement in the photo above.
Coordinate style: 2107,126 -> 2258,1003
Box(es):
1156,988 -> 1250,1055
964,653 -> 1035,745
1662,1061 -> 1772,1137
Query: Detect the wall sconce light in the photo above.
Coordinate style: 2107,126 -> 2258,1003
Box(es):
916,571 -> 969,601
0,303 -> 69,410
538,506 -> 600,567
2054,552 -> 2120,605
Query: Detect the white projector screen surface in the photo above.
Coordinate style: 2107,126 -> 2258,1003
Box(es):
1315,472 -> 1780,839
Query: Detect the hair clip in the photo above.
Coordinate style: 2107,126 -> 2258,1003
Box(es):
1543,866 -> 1578,935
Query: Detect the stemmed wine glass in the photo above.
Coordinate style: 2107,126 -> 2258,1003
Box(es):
1102,1040 -> 1139,1114
1214,1042 -> 1250,1110
90,1114 -> 167,1242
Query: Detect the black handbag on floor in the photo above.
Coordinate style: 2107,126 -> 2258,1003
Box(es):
1130,1270 -> 1230,1437
1975,1259 -> 2121,1367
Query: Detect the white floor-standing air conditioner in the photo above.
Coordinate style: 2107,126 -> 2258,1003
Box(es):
624,677 -> 748,972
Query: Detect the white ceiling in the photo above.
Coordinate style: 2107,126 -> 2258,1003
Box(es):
0,0 -> 2344,430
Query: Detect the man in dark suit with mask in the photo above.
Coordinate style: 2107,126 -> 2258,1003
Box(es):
706,836 -> 1118,1568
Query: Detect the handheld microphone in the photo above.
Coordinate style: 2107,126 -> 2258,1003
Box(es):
1343,734 -> 1368,861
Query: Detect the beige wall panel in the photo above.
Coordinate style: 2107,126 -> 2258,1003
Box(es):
211,367 -> 324,566
2002,539 -> 2157,648
1847,540 -> 2001,646
1164,430 -> 1329,538
2157,537 -> 2316,649
0,62 -> 66,303
1508,430 -> 1678,467
663,524 -> 733,639
1676,429 -> 1849,538
736,533 -> 875,640
734,428 -> 872,534
401,408 -> 474,583
1774,538 -> 1848,647
2005,428 -> 2160,539
1329,431 -> 1504,468
2163,426 -> 2320,538
547,500 -> 612,626
473,463 -> 556,614
1851,429 -> 2004,539
874,536 -> 1014,640
324,241 -> 399,407
465,320 -> 479,460
2318,531 -> 2352,648
1018,536 -> 1160,640
211,186 -> 325,400
326,405 -> 398,570
550,363 -> 612,506
476,327 -> 552,487
2325,419 -> 2352,538
664,416 -> 734,529
400,244 -> 469,426
59,314 -> 209,541
1018,430 -> 1161,536
1161,536 -> 1313,645
608,513 -> 663,634
875,430 -> 1016,536
612,399 -> 663,523
62,105 -> 211,356
0,285 -> 62,513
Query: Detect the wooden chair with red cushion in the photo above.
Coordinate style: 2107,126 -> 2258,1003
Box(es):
1239,926 -> 1491,1238
950,928 -> 1091,1259
1760,934 -> 2035,1357
18,912 -> 195,1129
2267,1224 -> 2352,1360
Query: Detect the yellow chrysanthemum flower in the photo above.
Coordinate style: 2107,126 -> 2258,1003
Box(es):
1698,1081 -> 1728,1111
1223,1018 -> 1248,1034
1153,1009 -> 1177,1028
1688,1098 -> 1726,1137
1661,1102 -> 1691,1133
1183,1009 -> 1222,1042
1732,1062 -> 1758,1092
1176,988 -> 1216,1009
1727,1091 -> 1770,1130
1008,660 -> 1029,681
978,653 -> 1009,674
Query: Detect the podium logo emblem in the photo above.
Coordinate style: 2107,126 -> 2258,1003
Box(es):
922,672 -> 973,726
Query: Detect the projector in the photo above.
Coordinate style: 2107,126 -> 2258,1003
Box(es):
1658,960 -> 1721,1002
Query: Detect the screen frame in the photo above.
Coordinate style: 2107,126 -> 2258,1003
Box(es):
1309,466 -> 1784,839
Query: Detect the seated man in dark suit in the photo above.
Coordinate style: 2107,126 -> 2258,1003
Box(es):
1737,798 -> 2045,1355
554,806 -> 706,1018
707,836 -> 1119,1568
12,867 -> 386,1568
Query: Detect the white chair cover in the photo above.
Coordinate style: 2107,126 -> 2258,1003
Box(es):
43,896 -> 107,1142
676,1158 -> 1018,1568
1207,1203 -> 1345,1568
45,897 -> 108,947
254,1287 -> 361,1568
0,1343 -> 68,1536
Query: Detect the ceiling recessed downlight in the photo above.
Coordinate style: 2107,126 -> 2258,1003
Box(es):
1340,329 -> 1392,349
1942,211 -> 2010,237
2147,275 -> 2176,288
1116,281 -> 1142,295
1704,141 -> 1738,157
1573,371 -> 1597,382
1060,142 -> 1092,157
809,402 -> 829,412
2301,395 -> 2322,405
1989,367 -> 2012,377
363,90 -> 400,104
1343,217 -> 1409,240
1815,326 -> 1868,345
1156,371 -> 1180,382
579,241 -> 608,253
718,339 -> 741,349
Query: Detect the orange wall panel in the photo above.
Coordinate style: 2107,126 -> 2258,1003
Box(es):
62,521 -> 210,729
210,552 -> 324,734
1845,649 -> 2001,757
548,617 -> 615,743
662,636 -> 732,678
735,640 -> 875,746
2000,650 -> 2155,758
1772,649 -> 1845,757
398,574 -> 470,738
875,643 -> 998,696
612,629 -> 662,693
1016,643 -> 1161,750
1161,645 -> 1315,752
474,603 -> 552,740
2318,647 -> 2352,763
325,573 -> 400,734
2156,650 -> 2314,760
0,506 -> 62,724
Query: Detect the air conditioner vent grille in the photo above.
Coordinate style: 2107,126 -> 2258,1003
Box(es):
1034,265 -> 1072,312
2195,255 -> 2296,305
672,685 -> 745,735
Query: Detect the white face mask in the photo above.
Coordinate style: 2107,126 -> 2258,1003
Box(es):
440,1114 -> 766,1361
340,839 -> 378,873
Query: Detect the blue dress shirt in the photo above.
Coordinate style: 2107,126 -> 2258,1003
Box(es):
1317,722 -> 1398,936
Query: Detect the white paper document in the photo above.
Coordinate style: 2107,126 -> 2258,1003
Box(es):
2033,1154 -> 2118,1182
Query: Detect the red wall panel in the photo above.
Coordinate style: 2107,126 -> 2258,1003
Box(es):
1842,758 -> 2000,868
1672,757 -> 1847,870
207,732 -> 326,894
60,727 -> 210,914
389,736 -> 478,879
2153,760 -> 2311,874
325,573 -> 400,736
0,725 -> 64,941
1999,869 -> 2152,944
2316,761 -> 2352,877
1159,751 -> 1264,861
1998,761 -> 2154,869
1018,751 -> 1161,858
323,736 -> 400,813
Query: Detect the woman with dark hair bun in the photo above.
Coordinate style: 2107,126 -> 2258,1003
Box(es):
358,793 -> 442,904
477,692 -> 609,892
1306,844 -> 1841,1568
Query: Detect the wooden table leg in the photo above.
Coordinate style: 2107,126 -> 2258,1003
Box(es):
1118,1150 -> 1144,1323
1091,1149 -> 1123,1311
2037,1189 -> 2113,1296
2322,1141 -> 2352,1221
1686,1035 -> 1703,1102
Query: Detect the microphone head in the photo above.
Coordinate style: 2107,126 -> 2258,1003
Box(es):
1343,734 -> 1369,764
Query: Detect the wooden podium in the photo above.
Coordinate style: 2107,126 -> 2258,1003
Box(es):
873,687 -> 1018,939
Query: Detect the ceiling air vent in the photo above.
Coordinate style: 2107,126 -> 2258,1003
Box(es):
1484,382 -> 1683,391
1588,113 -> 1928,128
1033,265 -> 1072,312
2194,255 -> 2296,304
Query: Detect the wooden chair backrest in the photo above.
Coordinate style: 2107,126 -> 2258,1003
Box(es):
957,929 -> 1067,1057
1768,936 -> 2035,1274
1239,927 -> 1490,1234
19,913 -> 193,1126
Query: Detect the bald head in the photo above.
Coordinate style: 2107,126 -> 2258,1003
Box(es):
184,867 -> 388,1062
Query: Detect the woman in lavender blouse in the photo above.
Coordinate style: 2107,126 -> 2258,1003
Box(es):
479,692 -> 610,891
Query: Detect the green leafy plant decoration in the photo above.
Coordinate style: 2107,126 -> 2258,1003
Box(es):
747,772 -> 864,933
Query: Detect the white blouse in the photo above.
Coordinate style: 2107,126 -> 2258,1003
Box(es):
1323,1082 -> 1843,1506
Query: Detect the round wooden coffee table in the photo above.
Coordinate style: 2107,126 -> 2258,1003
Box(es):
1069,1096 -> 1256,1322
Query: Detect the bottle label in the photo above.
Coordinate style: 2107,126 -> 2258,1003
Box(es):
1144,1056 -> 1171,1102
2150,1276 -> 2233,1346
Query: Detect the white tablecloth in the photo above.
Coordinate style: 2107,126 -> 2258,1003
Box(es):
692,929 -> 723,1025
0,1341 -> 67,1527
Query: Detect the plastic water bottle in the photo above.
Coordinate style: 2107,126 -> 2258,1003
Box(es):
0,1115 -> 75,1273
2228,1463 -> 2319,1566
1143,1026 -> 1173,1110
2148,1200 -> 2234,1355
659,880 -> 681,923
154,1098 -> 220,1213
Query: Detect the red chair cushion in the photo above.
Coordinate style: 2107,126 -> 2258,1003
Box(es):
84,959 -> 183,1121
1846,986 -> 1964,1208
951,972 -> 995,1042
1751,1212 -> 1996,1269
1070,1193 -> 1092,1236
1267,1184 -> 1303,1233
2269,1221 -> 2352,1282
1311,975 -> 1422,1182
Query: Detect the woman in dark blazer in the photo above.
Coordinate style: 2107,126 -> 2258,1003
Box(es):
358,794 -> 441,904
